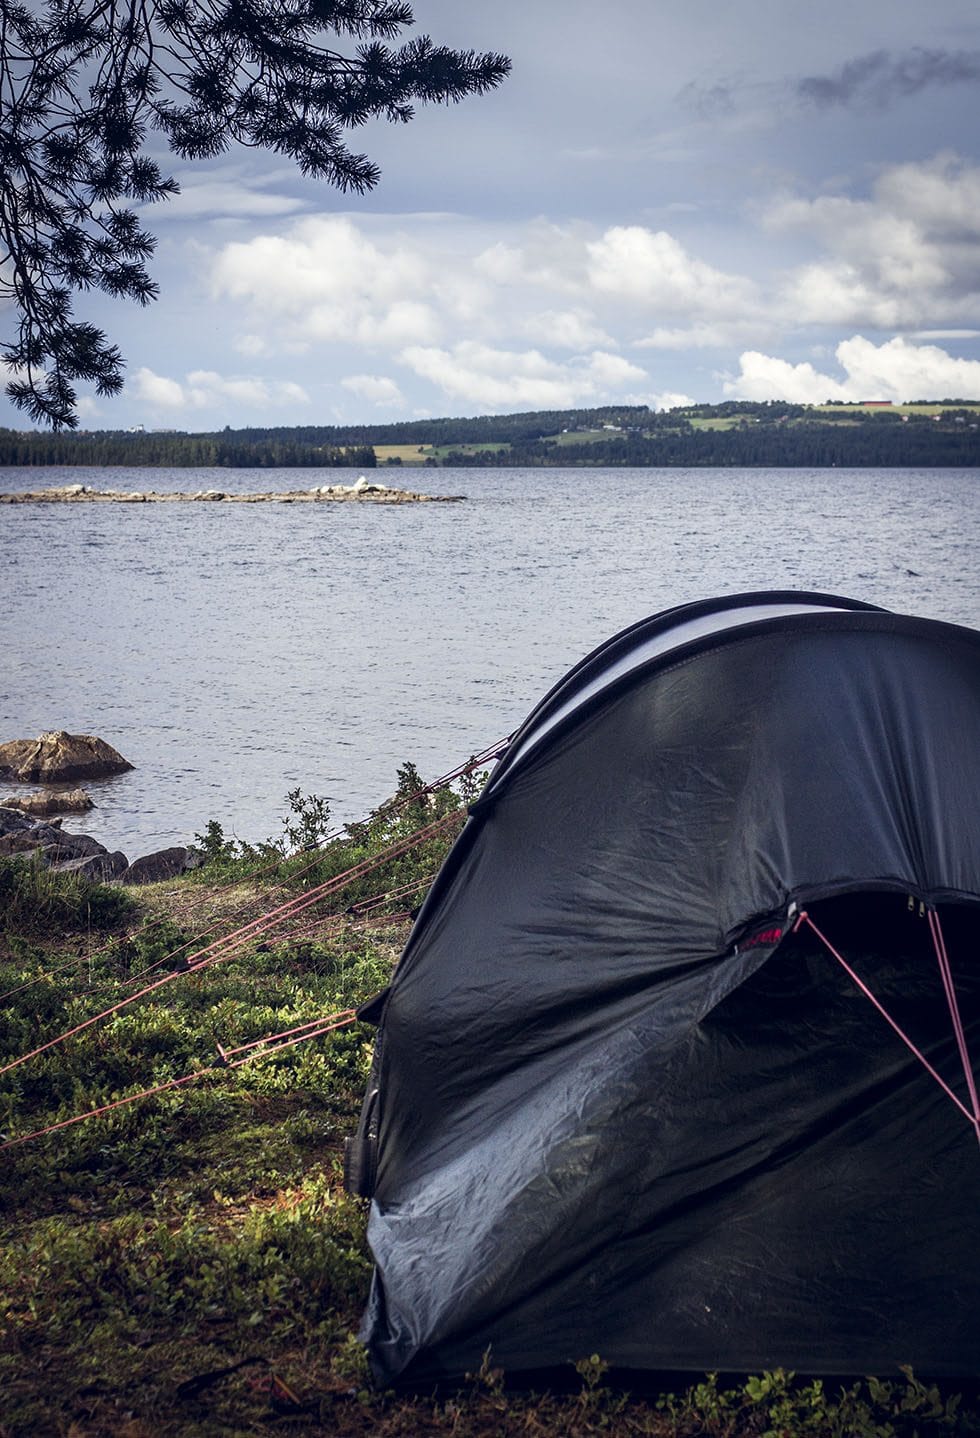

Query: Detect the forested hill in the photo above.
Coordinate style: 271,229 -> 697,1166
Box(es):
1,400 -> 979,467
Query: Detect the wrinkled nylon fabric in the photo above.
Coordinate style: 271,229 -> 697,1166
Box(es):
359,616 -> 980,1385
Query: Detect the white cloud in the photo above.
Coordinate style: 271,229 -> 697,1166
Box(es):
235,334 -> 269,358
341,374 -> 405,407
186,370 -> 309,408
130,367 -> 310,412
649,390 -> 695,411
210,214 -> 762,364
586,226 -> 757,317
520,309 -> 615,350
725,335 -> 980,403
398,342 -> 648,410
767,154 -> 980,329
587,351 -> 649,386
132,367 -> 186,408
835,335 -> 980,401
636,323 -> 752,350
159,173 -> 308,222
725,352 -> 849,404
473,224 -> 589,294
212,216 -> 438,350
874,153 -> 980,236
192,169 -> 980,419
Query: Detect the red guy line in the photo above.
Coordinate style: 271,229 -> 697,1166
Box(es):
797,910 -> 980,1133
0,812 -> 458,1079
927,907 -> 980,1149
1,1016 -> 358,1150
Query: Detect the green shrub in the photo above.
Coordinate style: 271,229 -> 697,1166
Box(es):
0,853 -> 133,937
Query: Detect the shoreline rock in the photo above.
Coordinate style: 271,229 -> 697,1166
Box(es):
1,787 -> 94,815
0,731 -> 133,783
0,478 -> 464,505
0,806 -> 202,886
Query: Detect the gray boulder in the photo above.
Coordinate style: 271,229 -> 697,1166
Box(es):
0,805 -> 40,835
0,812 -> 109,863
52,851 -> 129,882
120,847 -> 192,885
0,731 -> 133,782
1,787 -> 94,816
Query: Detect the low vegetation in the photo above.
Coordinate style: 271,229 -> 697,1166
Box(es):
1,769 -> 976,1435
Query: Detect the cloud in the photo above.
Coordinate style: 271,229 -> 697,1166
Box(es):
212,214 -> 762,360
197,171 -> 980,419
212,216 -> 439,349
677,49 -> 980,127
159,176 -> 308,222
519,309 -> 615,350
131,367 -> 309,411
586,227 -> 757,317
649,391 -> 694,412
132,368 -> 185,408
911,330 -> 980,341
209,213 -> 764,385
186,370 -> 310,408
341,374 -> 405,407
473,225 -> 589,294
874,155 -> 980,237
766,155 -> 980,330
234,334 -> 270,358
398,342 -> 648,410
636,323 -> 755,350
797,48 -> 980,111
675,78 -> 739,121
725,335 -> 980,404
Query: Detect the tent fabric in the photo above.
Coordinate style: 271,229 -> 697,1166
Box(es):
352,592 -> 980,1387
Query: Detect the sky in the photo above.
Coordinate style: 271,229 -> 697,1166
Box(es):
4,0 -> 980,431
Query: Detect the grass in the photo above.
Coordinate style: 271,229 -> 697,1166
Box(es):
685,416 -> 745,431
814,403 -> 980,416
426,441 -> 510,459
373,442 -> 511,464
1,773 -> 977,1435
373,443 -> 432,465
545,427 -> 630,444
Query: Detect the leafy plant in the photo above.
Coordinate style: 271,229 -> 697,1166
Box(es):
281,788 -> 334,853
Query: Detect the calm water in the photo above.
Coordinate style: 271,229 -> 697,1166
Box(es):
1,464 -> 978,859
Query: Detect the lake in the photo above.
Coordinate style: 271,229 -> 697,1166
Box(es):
1,464 -> 978,860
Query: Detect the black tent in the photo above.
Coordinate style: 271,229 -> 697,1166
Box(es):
348,591 -> 980,1387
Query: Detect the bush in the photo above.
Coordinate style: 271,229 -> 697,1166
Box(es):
0,853 -> 133,937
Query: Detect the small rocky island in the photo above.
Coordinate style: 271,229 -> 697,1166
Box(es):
0,477 -> 463,504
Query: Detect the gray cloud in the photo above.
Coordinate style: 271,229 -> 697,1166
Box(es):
675,78 -> 739,121
798,48 -> 980,110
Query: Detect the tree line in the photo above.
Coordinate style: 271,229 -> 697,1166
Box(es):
440,417 -> 980,469
0,402 -> 977,468
0,430 -> 376,468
